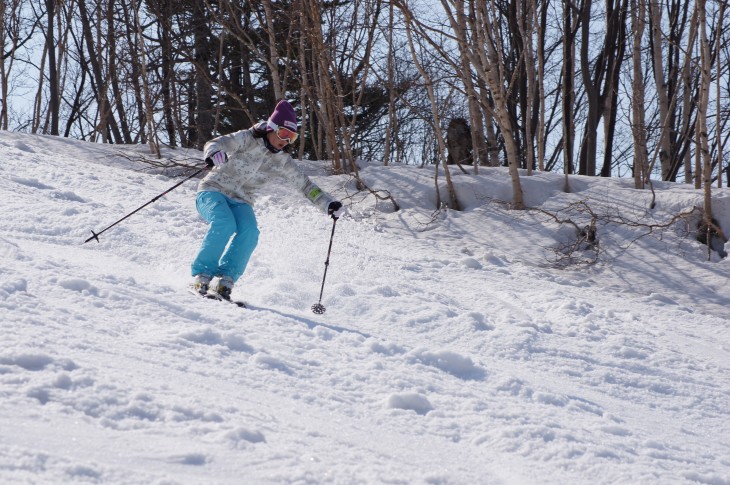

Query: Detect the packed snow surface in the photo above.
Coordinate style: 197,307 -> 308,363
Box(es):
1,132 -> 729,484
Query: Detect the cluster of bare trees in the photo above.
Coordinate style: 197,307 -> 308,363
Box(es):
1,1 -> 728,200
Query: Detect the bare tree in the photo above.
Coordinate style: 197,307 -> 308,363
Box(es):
192,0 -> 212,148
403,0 -> 524,207
535,0 -> 548,172
261,1 -> 284,100
630,0 -> 648,188
598,0 -> 628,177
1,0 -> 39,130
714,1 -> 726,188
697,0 -> 713,237
77,0 -> 121,142
453,0 -> 488,172
0,0 -> 7,129
518,0 -> 537,175
130,0 -> 159,156
299,0 -> 340,169
647,0 -> 672,180
562,0 -> 579,181
383,1 -> 396,167
399,1 -> 460,210
147,0 -> 178,147
475,0 -> 525,208
647,0 -> 705,183
44,0 -> 59,134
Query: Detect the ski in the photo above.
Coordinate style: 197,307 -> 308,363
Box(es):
188,285 -> 247,308
206,292 -> 247,308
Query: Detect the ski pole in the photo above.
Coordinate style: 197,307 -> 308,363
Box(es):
84,166 -> 209,244
311,218 -> 338,314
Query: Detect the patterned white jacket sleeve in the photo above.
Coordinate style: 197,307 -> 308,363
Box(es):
199,129 -> 335,212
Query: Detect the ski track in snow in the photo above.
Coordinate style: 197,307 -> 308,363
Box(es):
1,132 -> 729,484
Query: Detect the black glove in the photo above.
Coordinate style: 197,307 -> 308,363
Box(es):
327,201 -> 344,220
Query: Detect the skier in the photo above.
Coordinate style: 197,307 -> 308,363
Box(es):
191,99 -> 344,301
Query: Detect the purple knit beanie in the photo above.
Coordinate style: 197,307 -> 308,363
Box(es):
267,100 -> 298,132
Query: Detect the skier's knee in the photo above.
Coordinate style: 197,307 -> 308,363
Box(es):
211,219 -> 237,239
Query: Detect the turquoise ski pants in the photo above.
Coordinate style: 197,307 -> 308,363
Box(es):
191,191 -> 259,282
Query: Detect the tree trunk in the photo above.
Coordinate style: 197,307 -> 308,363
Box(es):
631,0 -> 648,188
301,0 -> 340,170
383,1 -> 395,166
45,0 -> 59,135
454,0 -> 486,172
156,0 -> 177,147
261,1 -> 282,100
64,65 -> 87,137
77,0 -> 120,142
31,39 -> 47,134
599,0 -> 628,177
0,0 -> 6,129
0,0 -> 23,130
108,0 -> 132,144
562,0 -> 577,181
193,0 -> 212,149
648,0 -> 672,180
579,0 -> 598,176
120,0 -> 147,144
715,2 -> 725,188
131,0 -> 159,156
297,13 -> 315,161
479,1 -> 524,208
402,4 -> 460,210
697,0 -> 713,231
520,0 -> 536,175
478,78 -> 500,167
535,0 -> 547,171
680,11 -> 699,184
485,58 -> 524,208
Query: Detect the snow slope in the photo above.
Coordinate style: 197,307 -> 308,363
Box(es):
1,132 -> 729,484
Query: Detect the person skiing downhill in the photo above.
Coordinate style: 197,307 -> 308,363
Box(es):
191,99 -> 344,301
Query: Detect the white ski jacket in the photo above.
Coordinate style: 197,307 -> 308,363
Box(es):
199,127 -> 334,212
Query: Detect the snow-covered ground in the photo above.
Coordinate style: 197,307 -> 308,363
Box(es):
1,131 -> 729,484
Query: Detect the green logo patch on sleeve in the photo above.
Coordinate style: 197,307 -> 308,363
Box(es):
307,186 -> 322,201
